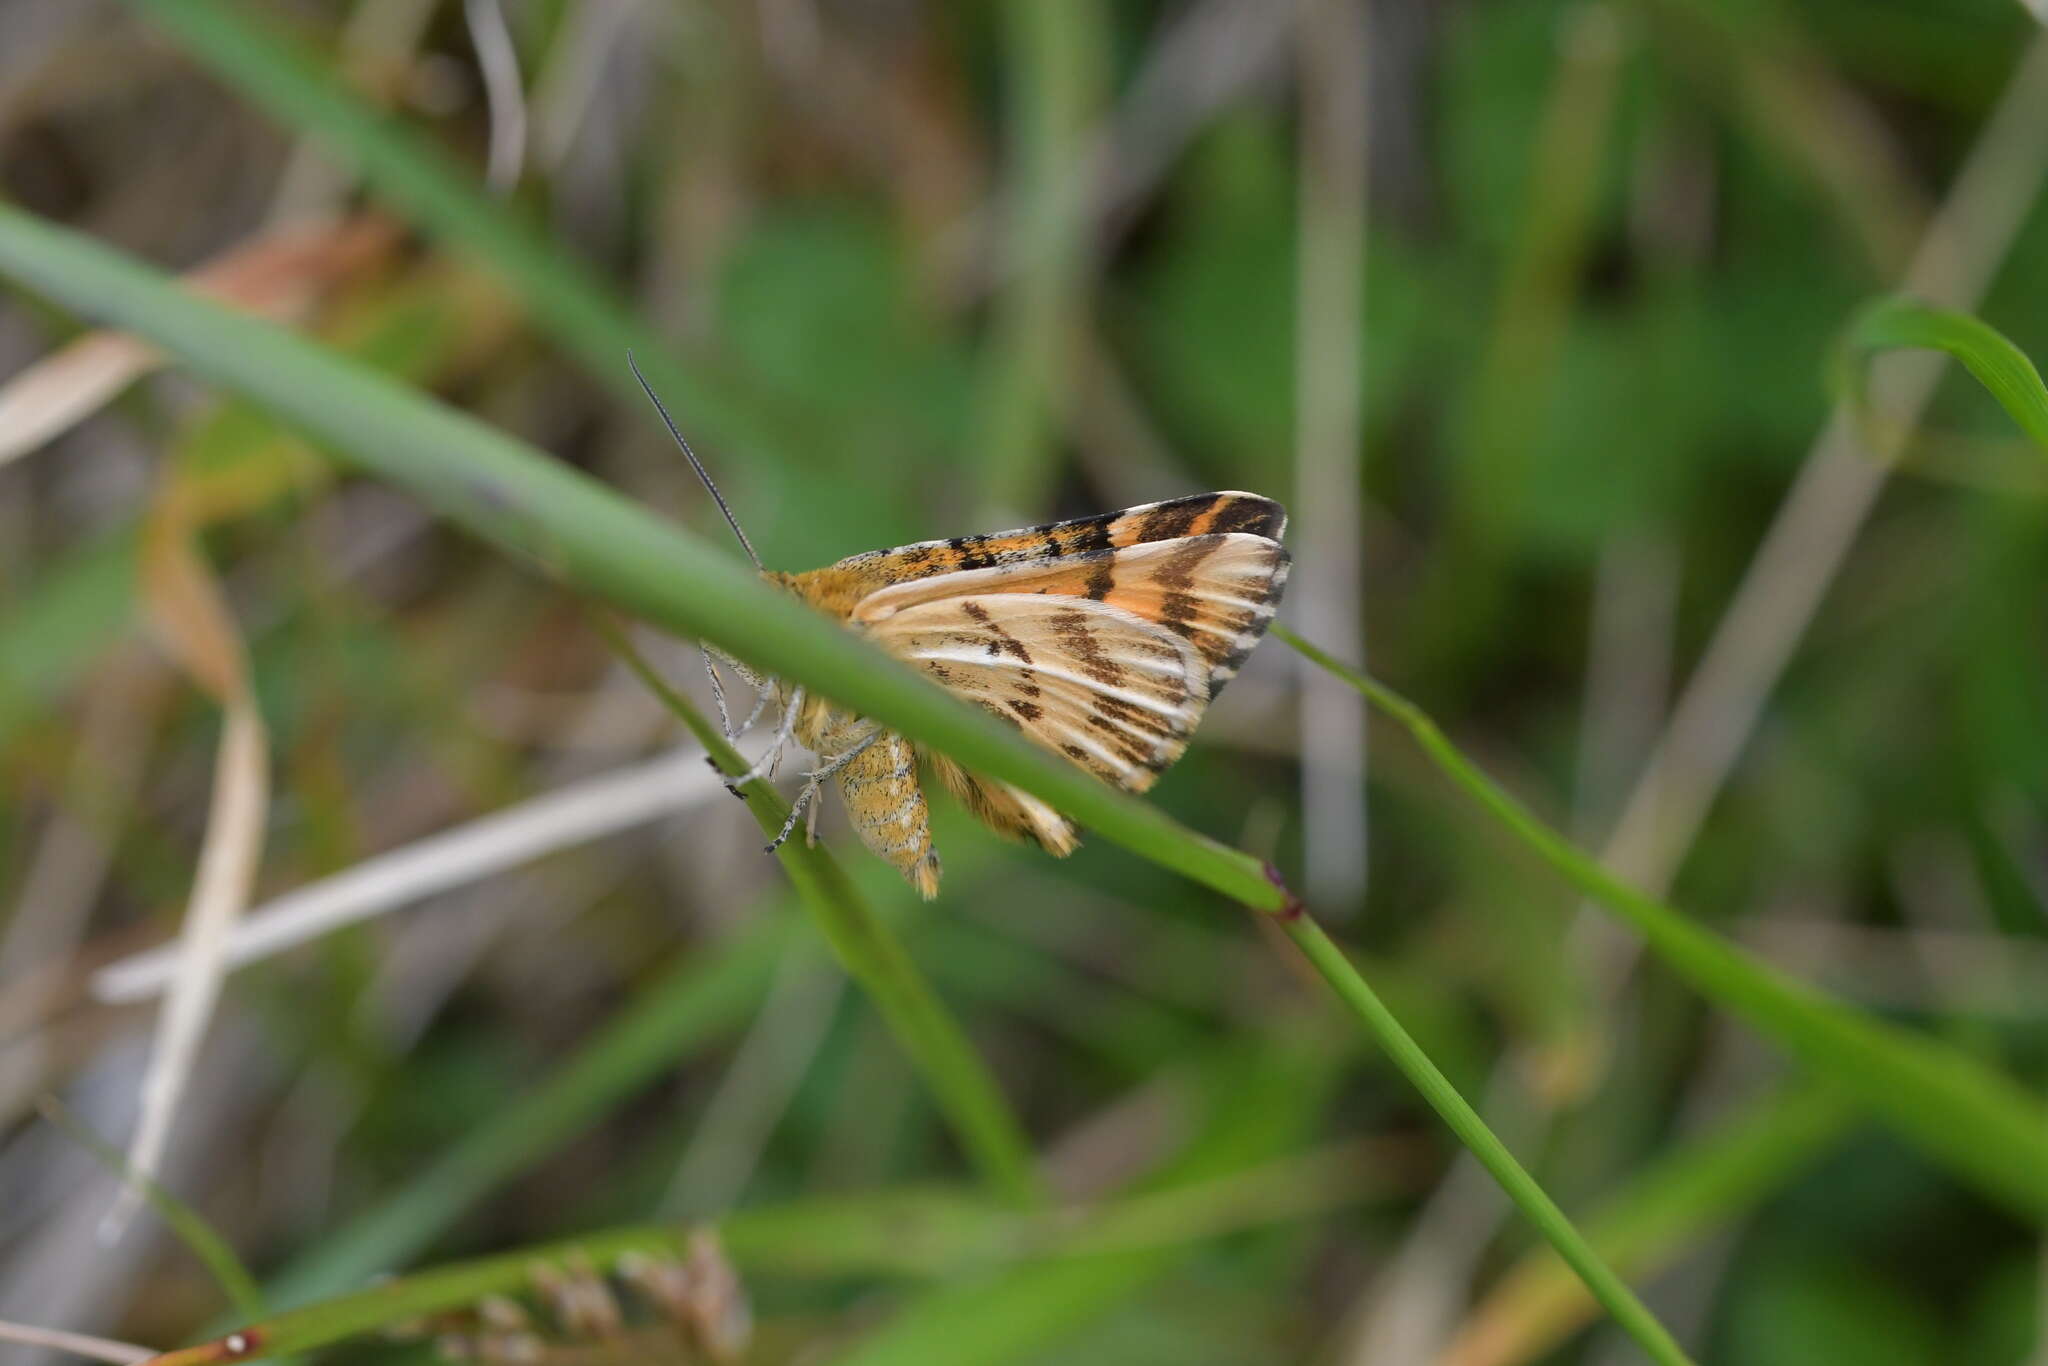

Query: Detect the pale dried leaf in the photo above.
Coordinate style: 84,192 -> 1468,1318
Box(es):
0,214 -> 393,468
104,504 -> 272,1238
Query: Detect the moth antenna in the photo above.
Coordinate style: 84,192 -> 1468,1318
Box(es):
627,350 -> 763,570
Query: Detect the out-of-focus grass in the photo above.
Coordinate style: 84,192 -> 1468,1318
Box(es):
3,1 -> 2048,1363
264,908 -> 796,1308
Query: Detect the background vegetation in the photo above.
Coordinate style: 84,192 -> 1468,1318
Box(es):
2,1 -> 2047,1362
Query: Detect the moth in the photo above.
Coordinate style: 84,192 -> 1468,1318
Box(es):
633,363 -> 1289,898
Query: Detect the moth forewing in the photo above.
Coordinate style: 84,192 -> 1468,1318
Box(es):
714,492 -> 1290,899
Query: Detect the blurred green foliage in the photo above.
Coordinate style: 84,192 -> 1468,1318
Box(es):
2,0 -> 2047,1362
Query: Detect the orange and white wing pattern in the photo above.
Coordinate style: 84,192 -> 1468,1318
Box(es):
855,511 -> 1289,832
850,528 -> 1289,701
782,491 -> 1287,624
774,491 -> 1289,884
866,593 -> 1209,794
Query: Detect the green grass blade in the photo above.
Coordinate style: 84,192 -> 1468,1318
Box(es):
0,204 -> 1283,913
38,1098 -> 265,1320
596,616 -> 1043,1206
1278,624 -> 2048,1221
1837,295 -> 2048,450
1281,915 -> 1696,1366
148,1154 -> 1386,1363
1453,1082 -> 1855,1365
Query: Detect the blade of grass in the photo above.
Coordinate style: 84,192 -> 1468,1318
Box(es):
148,1143 -> 1393,1364
1442,1082 -> 1855,1366
144,1163 -> 1376,1366
594,615 -> 1042,1206
1277,624 -> 2048,1221
0,215 -> 393,468
1835,294 -> 2048,450
0,202 -> 1286,910
37,1098 -> 265,1320
1279,914 -> 1694,1366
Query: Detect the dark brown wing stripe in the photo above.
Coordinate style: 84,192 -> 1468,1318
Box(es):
959,599 -> 1034,662
1063,520 -> 1116,555
1205,497 -> 1288,539
812,493 -> 1285,606
1133,499 -> 1205,542
1110,492 -> 1285,547
1082,559 -> 1116,600
1204,547 -> 1290,695
1049,607 -> 1123,685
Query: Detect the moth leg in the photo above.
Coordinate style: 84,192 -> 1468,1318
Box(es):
700,650 -> 766,803
765,730 -> 880,853
703,645 -> 773,741
804,787 -> 822,846
700,644 -> 735,738
728,685 -> 803,792
735,681 -> 773,736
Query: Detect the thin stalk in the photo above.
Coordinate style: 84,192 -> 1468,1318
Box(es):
1279,914 -> 1695,1366
37,1099 -> 264,1319
1445,1082 -> 1855,1366
1424,4 -> 1625,657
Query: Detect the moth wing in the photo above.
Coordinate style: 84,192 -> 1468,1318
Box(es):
867,593 -> 1210,796
799,492 -> 1286,595
852,532 -> 1289,697
923,750 -> 1080,856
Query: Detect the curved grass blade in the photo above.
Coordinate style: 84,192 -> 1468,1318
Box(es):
144,1159 -> 1395,1365
1442,1082 -> 1855,1366
1280,915 -> 1695,1366
0,203 -> 1284,915
37,1098 -> 264,1320
1836,295 -> 2048,451
1278,624 -> 2048,1222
